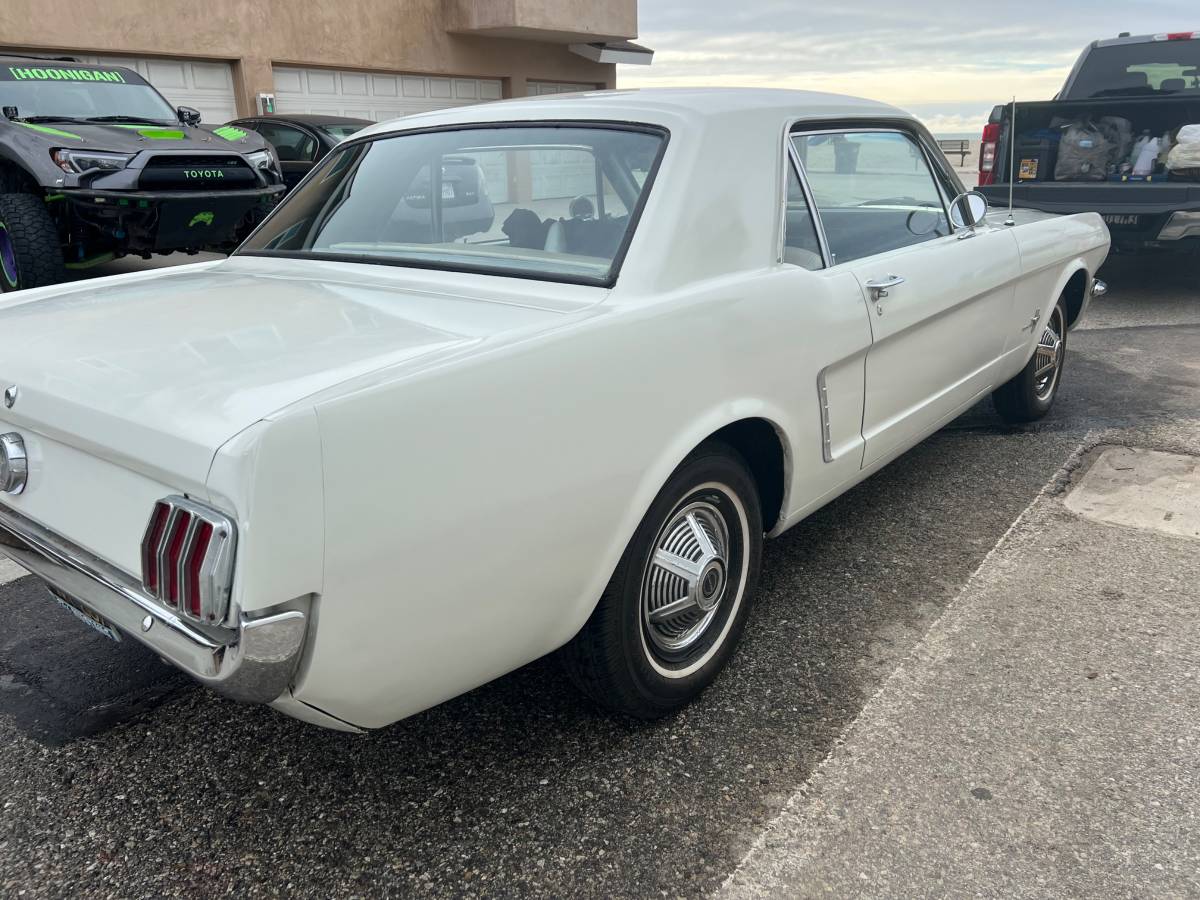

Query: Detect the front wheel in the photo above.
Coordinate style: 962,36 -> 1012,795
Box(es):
992,296 -> 1067,423
559,442 -> 763,719
0,193 -> 66,291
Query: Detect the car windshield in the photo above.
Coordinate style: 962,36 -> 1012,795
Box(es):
1070,40 -> 1200,98
318,123 -> 367,141
239,124 -> 666,285
0,64 -> 177,123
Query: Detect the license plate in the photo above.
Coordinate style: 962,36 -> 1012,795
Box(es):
51,591 -> 121,642
1103,214 -> 1141,228
441,183 -> 455,200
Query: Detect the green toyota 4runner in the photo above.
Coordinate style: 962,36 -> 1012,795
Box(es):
0,56 -> 286,290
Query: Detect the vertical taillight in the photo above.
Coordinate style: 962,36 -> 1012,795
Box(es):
140,497 -> 235,624
163,511 -> 192,607
979,122 -> 1000,186
140,502 -> 170,593
185,521 -> 214,618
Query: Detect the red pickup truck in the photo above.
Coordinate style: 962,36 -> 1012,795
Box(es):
977,30 -> 1200,253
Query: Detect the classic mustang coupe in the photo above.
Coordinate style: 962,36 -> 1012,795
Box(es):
0,89 -> 1109,731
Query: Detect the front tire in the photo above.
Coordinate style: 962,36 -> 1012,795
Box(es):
560,442 -> 763,719
0,193 -> 66,292
992,296 -> 1067,423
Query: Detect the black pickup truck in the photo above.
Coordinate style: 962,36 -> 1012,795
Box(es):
977,31 -> 1200,253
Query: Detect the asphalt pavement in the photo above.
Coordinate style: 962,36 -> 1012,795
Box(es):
0,250 -> 1197,898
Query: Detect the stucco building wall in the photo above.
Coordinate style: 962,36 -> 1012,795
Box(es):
0,0 -> 635,114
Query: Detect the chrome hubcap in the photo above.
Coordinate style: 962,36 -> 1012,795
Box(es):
641,500 -> 731,654
1033,306 -> 1064,401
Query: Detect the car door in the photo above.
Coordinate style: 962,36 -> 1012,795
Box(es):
793,127 -> 1021,468
256,121 -> 320,189
777,149 -> 875,508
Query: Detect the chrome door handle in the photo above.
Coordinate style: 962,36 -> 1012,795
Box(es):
864,274 -> 906,298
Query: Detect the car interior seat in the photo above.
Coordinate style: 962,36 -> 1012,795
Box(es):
501,208 -> 551,249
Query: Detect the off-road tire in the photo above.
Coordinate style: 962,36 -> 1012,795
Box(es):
992,295 -> 1068,423
560,441 -> 763,719
0,193 -> 66,292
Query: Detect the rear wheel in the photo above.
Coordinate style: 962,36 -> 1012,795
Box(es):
992,296 -> 1067,423
560,442 -> 763,719
0,193 -> 66,292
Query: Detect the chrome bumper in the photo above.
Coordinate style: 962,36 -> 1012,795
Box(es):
0,502 -> 305,704
1157,211 -> 1200,242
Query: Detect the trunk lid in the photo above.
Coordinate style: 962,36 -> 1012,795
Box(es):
0,256 -> 600,487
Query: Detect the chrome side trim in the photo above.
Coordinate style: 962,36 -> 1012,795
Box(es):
0,502 -> 305,704
783,136 -> 834,268
817,368 -> 833,463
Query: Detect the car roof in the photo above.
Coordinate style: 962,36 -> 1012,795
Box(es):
1093,31 -> 1200,48
246,114 -> 374,127
353,87 -> 914,139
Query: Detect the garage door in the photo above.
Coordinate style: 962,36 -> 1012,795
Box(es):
273,67 -> 502,122
78,54 -> 237,123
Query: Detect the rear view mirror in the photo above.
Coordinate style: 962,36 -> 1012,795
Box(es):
177,106 -> 202,127
949,191 -> 989,230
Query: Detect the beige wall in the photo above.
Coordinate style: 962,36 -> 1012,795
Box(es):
447,0 -> 638,42
0,0 -> 624,115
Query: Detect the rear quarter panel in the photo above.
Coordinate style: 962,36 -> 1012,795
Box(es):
296,266 -> 871,728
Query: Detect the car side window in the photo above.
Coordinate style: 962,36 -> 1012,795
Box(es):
257,123 -> 318,162
791,130 -> 951,265
782,162 -> 824,271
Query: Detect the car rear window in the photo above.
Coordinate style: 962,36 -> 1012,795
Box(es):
239,124 -> 667,286
1068,40 -> 1200,98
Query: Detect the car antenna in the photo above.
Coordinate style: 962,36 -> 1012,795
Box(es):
1005,96 -> 1016,226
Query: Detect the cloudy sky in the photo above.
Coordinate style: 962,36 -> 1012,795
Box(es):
618,2 -> 1198,133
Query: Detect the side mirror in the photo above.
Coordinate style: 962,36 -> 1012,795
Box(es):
906,208 -> 943,237
177,106 -> 202,127
949,191 -> 989,230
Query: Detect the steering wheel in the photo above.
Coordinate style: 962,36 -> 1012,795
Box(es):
568,195 -> 596,220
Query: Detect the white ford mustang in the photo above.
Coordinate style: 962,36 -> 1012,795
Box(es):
0,89 -> 1109,731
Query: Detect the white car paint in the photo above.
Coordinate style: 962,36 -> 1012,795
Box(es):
0,89 -> 1109,730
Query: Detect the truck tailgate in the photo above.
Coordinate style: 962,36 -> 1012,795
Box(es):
979,182 -> 1200,245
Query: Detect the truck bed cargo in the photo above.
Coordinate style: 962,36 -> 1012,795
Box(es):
976,31 -> 1200,251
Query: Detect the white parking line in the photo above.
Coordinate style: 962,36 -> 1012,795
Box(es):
0,556 -> 27,586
